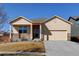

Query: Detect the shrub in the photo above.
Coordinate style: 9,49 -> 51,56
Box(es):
71,36 -> 79,43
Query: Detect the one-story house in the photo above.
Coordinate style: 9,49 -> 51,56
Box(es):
9,16 -> 71,42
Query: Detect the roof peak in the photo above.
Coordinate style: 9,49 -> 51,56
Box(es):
10,15 -> 72,24
69,16 -> 79,21
10,16 -> 32,23
44,15 -> 72,24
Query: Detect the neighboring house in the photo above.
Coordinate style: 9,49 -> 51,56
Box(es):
68,16 -> 79,39
0,31 -> 10,43
9,16 -> 71,42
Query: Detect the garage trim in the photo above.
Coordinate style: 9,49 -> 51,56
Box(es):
44,30 -> 68,41
49,30 -> 67,31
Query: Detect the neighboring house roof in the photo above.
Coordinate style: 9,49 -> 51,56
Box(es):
68,16 -> 79,36
68,16 -> 79,21
44,15 -> 72,25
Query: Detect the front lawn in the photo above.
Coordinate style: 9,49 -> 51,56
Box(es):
0,41 -> 45,56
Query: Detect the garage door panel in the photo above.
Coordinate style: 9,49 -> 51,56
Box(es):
44,30 -> 67,40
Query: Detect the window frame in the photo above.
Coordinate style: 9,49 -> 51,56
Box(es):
18,26 -> 27,33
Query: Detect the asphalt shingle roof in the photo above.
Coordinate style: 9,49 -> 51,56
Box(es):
30,18 -> 47,23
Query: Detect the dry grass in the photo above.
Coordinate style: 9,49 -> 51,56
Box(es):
0,41 -> 45,53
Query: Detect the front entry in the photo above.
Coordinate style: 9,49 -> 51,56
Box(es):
33,25 -> 40,39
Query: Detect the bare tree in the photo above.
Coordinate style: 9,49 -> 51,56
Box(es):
0,6 -> 8,30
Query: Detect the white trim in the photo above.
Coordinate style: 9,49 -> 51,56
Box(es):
40,24 -> 42,39
10,25 -> 12,40
10,16 -> 32,24
44,15 -> 72,24
30,24 -> 33,40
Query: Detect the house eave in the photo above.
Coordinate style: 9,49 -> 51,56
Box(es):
44,15 -> 72,25
10,16 -> 32,24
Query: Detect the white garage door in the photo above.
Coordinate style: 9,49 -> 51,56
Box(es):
44,30 -> 67,40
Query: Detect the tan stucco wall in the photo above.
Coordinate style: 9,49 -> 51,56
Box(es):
12,18 -> 31,25
11,18 -> 32,40
12,26 -> 18,34
43,18 -> 71,41
45,18 -> 71,33
12,25 -> 31,39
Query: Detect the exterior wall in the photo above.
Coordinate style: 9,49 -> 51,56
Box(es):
12,26 -> 18,34
11,18 -> 32,41
20,33 -> 30,39
12,25 -> 31,40
67,33 -> 71,41
42,18 -> 71,41
12,33 -> 19,39
45,18 -> 71,33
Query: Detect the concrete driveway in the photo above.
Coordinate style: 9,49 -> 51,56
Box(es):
45,41 -> 79,56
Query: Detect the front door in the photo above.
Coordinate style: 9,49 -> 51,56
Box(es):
33,25 -> 40,39
33,29 -> 40,39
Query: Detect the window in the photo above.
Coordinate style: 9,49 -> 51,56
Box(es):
19,26 -> 27,33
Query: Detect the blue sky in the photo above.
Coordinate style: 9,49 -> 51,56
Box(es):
2,3 -> 79,20
1,3 -> 79,31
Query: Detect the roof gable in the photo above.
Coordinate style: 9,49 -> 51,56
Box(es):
44,16 -> 72,25
10,16 -> 72,25
10,16 -> 32,24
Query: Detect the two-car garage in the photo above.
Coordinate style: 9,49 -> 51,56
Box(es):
44,30 -> 67,40
43,16 -> 71,41
48,30 -> 67,40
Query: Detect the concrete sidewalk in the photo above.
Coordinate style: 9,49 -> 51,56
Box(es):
45,41 -> 79,56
